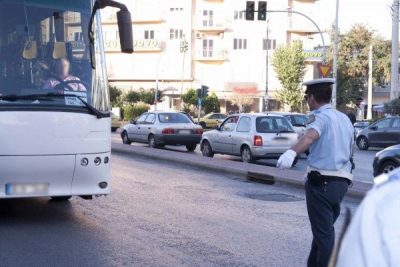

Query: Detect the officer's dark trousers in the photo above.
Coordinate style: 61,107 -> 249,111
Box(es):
305,179 -> 348,267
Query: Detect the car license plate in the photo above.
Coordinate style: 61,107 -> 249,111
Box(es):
6,183 -> 49,195
179,130 -> 191,134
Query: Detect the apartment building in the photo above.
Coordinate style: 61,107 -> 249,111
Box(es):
102,0 -> 327,112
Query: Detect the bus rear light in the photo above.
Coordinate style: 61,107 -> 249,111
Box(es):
94,157 -> 101,166
162,128 -> 174,134
195,129 -> 203,134
81,158 -> 89,167
254,135 -> 263,146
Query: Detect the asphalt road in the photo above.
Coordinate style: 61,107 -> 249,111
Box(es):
0,153 -> 360,267
111,133 -> 379,183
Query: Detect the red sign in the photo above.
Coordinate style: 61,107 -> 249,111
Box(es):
317,64 -> 332,78
232,87 -> 258,95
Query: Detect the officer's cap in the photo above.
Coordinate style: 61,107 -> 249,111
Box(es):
303,78 -> 334,87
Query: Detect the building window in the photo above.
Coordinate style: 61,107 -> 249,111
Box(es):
73,31 -> 83,41
145,30 -> 154,39
170,29 -> 183,40
203,39 -> 214,57
202,10 -> 214,27
170,7 -> 183,12
234,11 -> 244,20
233,38 -> 247,50
263,39 -> 276,50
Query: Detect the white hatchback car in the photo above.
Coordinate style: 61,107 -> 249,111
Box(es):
200,114 -> 299,164
263,111 -> 309,136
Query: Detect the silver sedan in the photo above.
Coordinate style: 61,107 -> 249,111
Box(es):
121,111 -> 203,151
200,114 -> 299,164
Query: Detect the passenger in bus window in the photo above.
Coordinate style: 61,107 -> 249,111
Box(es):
42,57 -> 86,91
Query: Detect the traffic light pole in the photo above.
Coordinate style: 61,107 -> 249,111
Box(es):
265,19 -> 269,111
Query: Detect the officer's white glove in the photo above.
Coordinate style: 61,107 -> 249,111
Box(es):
276,149 -> 297,170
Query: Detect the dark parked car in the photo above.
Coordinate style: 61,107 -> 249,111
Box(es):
356,117 -> 400,150
373,145 -> 400,176
353,121 -> 370,136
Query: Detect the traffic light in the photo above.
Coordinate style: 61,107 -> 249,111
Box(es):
258,1 -> 267,21
245,1 -> 255,21
180,40 -> 188,53
196,88 -> 202,98
201,85 -> 209,98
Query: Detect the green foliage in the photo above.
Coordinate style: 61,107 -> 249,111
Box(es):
271,41 -> 307,111
182,89 -> 198,106
227,93 -> 254,112
109,84 -> 123,107
202,93 -> 221,114
122,104 -> 149,121
384,98 -> 400,115
139,88 -> 164,105
124,90 -> 140,106
327,24 -> 392,107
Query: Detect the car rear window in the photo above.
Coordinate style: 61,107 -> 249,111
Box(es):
158,113 -> 191,123
256,116 -> 296,133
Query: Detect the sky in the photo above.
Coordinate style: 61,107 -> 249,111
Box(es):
319,0 -> 393,41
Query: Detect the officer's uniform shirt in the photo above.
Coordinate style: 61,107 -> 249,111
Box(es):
306,104 -> 354,172
336,168 -> 400,267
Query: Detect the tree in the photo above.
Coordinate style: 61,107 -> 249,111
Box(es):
124,90 -> 140,106
271,41 -> 307,111
139,88 -> 164,105
327,24 -> 392,107
182,89 -> 198,107
227,93 -> 254,112
109,84 -> 122,107
202,93 -> 221,114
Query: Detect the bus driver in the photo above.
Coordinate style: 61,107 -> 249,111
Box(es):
42,57 -> 86,91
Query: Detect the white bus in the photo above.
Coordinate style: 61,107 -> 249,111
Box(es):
0,0 -> 133,200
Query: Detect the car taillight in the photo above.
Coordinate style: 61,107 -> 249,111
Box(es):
254,135 -> 263,146
162,128 -> 174,134
195,129 -> 203,134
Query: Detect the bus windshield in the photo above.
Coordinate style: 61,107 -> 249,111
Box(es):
0,0 -> 109,113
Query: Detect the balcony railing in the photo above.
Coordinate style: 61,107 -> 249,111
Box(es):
193,18 -> 228,32
193,50 -> 227,61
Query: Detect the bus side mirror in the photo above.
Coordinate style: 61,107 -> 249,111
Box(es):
117,10 -> 133,53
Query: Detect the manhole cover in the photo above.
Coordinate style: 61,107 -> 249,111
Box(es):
247,193 -> 303,202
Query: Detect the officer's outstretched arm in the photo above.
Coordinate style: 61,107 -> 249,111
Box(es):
291,128 -> 319,155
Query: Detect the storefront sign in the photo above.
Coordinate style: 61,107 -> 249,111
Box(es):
104,39 -> 160,50
302,50 -> 324,61
226,82 -> 259,95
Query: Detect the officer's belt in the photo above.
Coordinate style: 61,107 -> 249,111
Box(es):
307,164 -> 353,181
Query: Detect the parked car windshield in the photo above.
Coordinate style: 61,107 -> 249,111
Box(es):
158,113 -> 191,123
256,116 -> 296,133
285,115 -> 308,127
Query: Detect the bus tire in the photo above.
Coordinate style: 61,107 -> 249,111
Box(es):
51,196 -> 72,201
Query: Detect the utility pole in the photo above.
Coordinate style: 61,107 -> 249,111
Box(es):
332,0 -> 339,108
367,45 -> 373,120
264,18 -> 269,111
179,36 -> 188,110
155,48 -> 166,110
391,0 -> 399,100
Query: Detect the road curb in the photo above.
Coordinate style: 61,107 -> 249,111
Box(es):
111,142 -> 372,199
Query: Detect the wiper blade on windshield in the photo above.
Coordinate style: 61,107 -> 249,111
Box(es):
47,93 -> 105,119
0,94 -> 54,102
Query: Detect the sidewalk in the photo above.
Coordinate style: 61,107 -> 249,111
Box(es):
111,141 -> 372,199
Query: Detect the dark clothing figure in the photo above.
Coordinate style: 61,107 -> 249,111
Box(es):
347,112 -> 356,125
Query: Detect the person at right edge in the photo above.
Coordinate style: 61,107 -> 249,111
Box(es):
276,78 -> 355,267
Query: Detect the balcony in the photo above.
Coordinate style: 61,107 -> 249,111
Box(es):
104,39 -> 162,52
287,15 -> 320,34
193,18 -> 228,33
193,50 -> 227,62
132,12 -> 163,24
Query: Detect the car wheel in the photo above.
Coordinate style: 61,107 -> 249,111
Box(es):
241,146 -> 255,164
186,145 -> 197,151
51,196 -> 72,201
148,135 -> 158,148
357,136 -> 369,150
292,157 -> 299,167
111,127 -> 118,132
380,160 -> 399,175
122,131 -> 131,145
200,122 -> 206,129
202,141 -> 214,157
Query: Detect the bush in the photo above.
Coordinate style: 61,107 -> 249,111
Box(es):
122,104 -> 149,121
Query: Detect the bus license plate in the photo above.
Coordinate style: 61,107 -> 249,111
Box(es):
6,183 -> 49,195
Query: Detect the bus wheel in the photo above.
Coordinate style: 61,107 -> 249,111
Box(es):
51,196 -> 72,201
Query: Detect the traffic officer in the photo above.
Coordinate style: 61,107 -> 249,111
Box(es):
276,78 -> 354,267
334,168 -> 400,267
